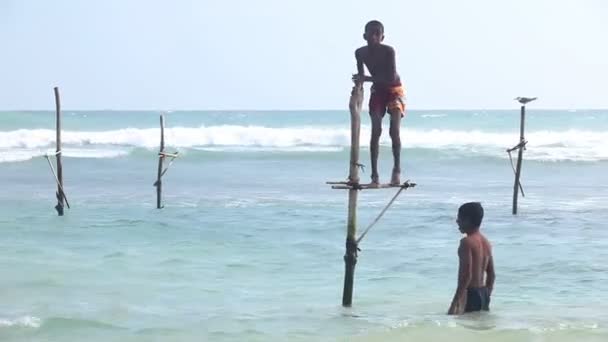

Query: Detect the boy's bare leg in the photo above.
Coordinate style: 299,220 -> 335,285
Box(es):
370,112 -> 383,187
389,110 -> 402,185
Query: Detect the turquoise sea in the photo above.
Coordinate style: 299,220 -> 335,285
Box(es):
1,110 -> 607,341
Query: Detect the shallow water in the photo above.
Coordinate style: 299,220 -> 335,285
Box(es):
1,110 -> 607,341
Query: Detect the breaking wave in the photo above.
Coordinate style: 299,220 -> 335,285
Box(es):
1,126 -> 607,162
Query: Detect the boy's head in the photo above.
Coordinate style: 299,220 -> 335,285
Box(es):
363,20 -> 384,46
457,202 -> 484,234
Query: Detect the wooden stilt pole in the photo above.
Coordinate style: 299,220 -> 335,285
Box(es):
512,105 -> 525,215
327,85 -> 415,306
54,87 -> 65,216
342,84 -> 363,307
156,114 -> 165,209
511,97 -> 536,215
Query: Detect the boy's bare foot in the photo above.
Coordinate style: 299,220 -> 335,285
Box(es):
370,175 -> 380,188
390,168 -> 401,185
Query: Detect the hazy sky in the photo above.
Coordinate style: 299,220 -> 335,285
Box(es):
1,0 -> 607,110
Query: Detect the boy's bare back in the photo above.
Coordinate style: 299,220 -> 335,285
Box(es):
460,232 -> 493,290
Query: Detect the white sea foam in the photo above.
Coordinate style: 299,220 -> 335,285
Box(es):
0,148 -> 129,163
0,316 -> 41,328
0,126 -> 607,162
420,114 -> 447,118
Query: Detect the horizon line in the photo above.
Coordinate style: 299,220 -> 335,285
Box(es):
2,107 -> 606,112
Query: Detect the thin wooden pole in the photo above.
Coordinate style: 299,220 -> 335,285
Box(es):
512,105 -> 525,215
156,114 -> 165,209
44,154 -> 70,209
54,87 -> 65,216
343,84 -> 363,307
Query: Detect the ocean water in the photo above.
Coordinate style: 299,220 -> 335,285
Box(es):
1,109 -> 607,341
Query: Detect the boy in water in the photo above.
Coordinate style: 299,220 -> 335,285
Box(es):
352,20 -> 405,186
448,202 -> 495,315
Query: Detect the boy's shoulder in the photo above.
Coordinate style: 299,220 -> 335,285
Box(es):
462,233 -> 492,251
355,44 -> 395,55
460,232 -> 491,244
380,43 -> 396,52
459,236 -> 472,246
355,46 -> 368,56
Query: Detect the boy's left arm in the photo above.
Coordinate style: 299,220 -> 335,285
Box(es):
384,46 -> 397,83
448,239 -> 472,315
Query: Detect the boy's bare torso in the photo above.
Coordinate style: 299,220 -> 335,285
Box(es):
355,45 -> 401,88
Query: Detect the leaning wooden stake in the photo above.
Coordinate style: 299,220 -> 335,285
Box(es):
155,114 -> 165,209
511,97 -> 536,215
54,87 -> 65,216
342,84 -> 363,307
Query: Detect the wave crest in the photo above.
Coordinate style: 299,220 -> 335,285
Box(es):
1,126 -> 607,162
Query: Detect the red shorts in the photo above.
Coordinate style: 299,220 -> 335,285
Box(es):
369,85 -> 406,117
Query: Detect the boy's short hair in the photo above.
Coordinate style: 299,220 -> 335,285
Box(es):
365,20 -> 384,33
458,202 -> 484,227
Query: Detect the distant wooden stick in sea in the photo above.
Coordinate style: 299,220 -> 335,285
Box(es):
509,97 -> 537,215
53,87 -> 67,216
154,114 -> 179,209
155,114 -> 165,209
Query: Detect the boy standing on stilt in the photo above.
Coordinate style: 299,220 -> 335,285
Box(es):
353,20 -> 406,186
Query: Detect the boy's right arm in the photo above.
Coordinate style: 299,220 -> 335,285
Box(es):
355,49 -> 365,77
448,238 -> 472,315
353,48 -> 372,84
